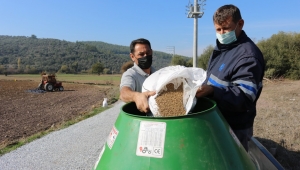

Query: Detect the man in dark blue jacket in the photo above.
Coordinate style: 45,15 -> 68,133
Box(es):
196,4 -> 265,151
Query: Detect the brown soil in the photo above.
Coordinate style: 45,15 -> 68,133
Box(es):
0,79 -> 110,148
255,79 -> 300,169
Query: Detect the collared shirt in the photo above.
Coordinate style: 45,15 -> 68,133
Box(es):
120,63 -> 155,92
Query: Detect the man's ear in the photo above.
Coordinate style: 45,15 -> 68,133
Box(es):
130,53 -> 135,61
239,19 -> 244,30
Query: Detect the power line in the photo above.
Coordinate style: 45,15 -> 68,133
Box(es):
166,46 -> 175,58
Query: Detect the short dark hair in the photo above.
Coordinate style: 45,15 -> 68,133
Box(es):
213,4 -> 242,25
130,38 -> 151,53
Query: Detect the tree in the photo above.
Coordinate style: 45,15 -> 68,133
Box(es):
24,65 -> 37,74
31,34 -> 37,39
17,57 -> 21,70
171,56 -> 186,66
59,65 -> 69,73
120,61 -> 134,73
257,31 -> 300,79
103,68 -> 110,74
0,65 -> 4,74
71,61 -> 79,73
198,45 -> 214,70
186,59 -> 193,67
92,62 -> 104,75
85,44 -> 98,52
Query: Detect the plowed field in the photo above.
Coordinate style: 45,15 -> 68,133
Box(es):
0,79 -> 109,148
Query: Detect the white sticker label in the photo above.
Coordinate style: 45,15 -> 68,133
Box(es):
229,128 -> 241,147
136,121 -> 166,158
107,126 -> 119,149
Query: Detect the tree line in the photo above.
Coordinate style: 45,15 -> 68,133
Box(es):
1,31 -> 299,79
170,31 -> 300,80
0,35 -> 174,75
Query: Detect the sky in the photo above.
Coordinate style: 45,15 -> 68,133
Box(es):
1,0 -> 300,57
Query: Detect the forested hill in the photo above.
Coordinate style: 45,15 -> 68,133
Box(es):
0,35 -> 175,74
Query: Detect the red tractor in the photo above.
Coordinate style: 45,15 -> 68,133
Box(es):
38,73 -> 64,92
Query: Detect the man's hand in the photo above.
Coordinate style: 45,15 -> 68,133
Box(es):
195,85 -> 214,98
133,91 -> 156,113
120,86 -> 155,113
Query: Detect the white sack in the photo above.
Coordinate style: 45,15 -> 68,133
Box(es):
142,65 -> 206,117
102,98 -> 108,107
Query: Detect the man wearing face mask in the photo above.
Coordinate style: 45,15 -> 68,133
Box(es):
120,38 -> 156,113
196,5 -> 265,151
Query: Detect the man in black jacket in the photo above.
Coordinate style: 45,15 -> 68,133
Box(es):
196,4 -> 265,151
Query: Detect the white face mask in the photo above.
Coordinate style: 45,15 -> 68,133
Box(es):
216,24 -> 238,44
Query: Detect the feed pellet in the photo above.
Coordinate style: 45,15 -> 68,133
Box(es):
155,82 -> 186,117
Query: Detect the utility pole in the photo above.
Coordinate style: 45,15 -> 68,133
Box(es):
166,46 -> 175,58
186,0 -> 205,67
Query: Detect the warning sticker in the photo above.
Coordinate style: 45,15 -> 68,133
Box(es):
229,128 -> 241,147
107,126 -> 119,149
136,121 -> 166,158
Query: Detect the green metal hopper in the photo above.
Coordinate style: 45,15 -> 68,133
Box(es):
94,97 -> 257,170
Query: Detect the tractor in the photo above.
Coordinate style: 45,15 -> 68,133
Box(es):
38,73 -> 64,92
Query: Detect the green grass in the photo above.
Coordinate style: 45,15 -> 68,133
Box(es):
1,73 -> 121,80
1,74 -> 40,79
56,74 -> 121,81
0,73 -> 122,85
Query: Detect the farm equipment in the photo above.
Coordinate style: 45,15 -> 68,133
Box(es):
94,97 -> 284,170
38,73 -> 64,92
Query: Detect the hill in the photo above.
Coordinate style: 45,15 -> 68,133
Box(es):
0,35 -> 179,74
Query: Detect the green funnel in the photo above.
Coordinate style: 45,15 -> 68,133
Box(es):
94,98 -> 256,170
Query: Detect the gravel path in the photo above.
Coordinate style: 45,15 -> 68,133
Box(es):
0,101 -> 125,170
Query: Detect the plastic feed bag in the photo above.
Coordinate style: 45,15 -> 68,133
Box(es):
142,65 -> 206,117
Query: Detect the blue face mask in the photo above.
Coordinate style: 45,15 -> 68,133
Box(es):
216,24 -> 238,44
